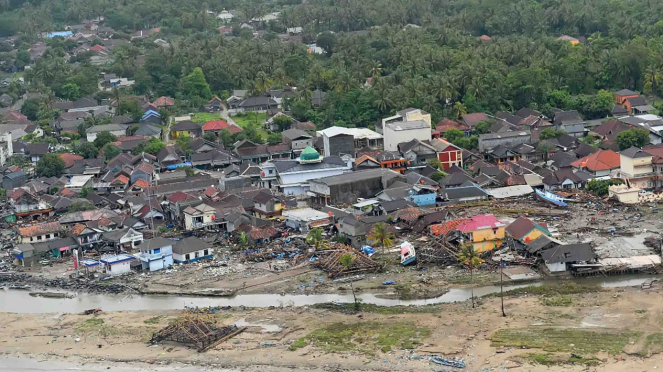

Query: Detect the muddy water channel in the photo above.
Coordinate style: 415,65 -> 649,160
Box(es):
0,275 -> 654,314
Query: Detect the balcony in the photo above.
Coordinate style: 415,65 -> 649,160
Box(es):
138,252 -> 165,261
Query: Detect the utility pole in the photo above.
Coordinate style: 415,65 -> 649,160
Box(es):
500,257 -> 506,317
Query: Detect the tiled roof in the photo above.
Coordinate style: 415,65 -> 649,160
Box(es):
429,219 -> 469,236
152,96 -> 174,106
18,221 -> 62,237
391,207 -> 428,223
59,153 -> 84,168
132,179 -> 150,188
457,214 -> 506,232
112,174 -> 129,185
70,223 -> 87,236
570,149 -> 620,171
237,224 -> 279,240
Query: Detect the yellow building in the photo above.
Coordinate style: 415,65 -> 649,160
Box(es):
457,214 -> 506,253
505,216 -> 551,243
619,147 -> 654,189
170,120 -> 202,139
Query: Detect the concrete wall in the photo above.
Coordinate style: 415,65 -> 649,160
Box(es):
291,138 -> 313,150
383,127 -> 431,151
478,134 -> 530,152
324,134 -> 354,157
329,176 -> 386,205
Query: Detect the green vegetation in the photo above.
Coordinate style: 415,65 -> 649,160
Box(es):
616,128 -> 650,150
233,113 -> 269,140
491,328 -> 639,354
296,322 -> 429,354
586,179 -> 624,197
312,302 -> 441,315
643,333 -> 663,354
76,318 -> 117,337
143,316 -> 164,325
289,339 -> 307,351
35,153 -> 65,177
191,112 -> 222,123
485,283 -> 602,298
526,353 -> 601,367
541,296 -> 574,307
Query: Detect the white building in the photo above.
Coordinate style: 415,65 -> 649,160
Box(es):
283,208 -> 331,233
259,147 -> 350,196
100,254 -> 135,275
383,121 -> 431,151
64,175 -> 94,190
217,10 -> 234,22
136,237 -> 174,272
0,129 -> 12,166
316,126 -> 383,157
86,124 -> 127,142
172,237 -> 213,263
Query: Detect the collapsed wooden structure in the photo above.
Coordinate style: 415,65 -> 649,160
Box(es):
150,313 -> 246,352
316,244 -> 382,277
417,237 -> 458,265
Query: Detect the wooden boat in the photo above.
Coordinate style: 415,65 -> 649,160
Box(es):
431,357 -> 466,368
400,241 -> 417,266
535,189 -> 568,207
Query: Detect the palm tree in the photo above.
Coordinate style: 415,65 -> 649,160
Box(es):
306,228 -> 327,250
453,102 -> 467,120
368,60 -> 383,78
238,232 -> 249,249
457,243 -> 484,308
339,253 -> 359,311
367,222 -> 394,255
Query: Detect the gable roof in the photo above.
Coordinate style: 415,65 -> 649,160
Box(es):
18,221 -> 62,237
457,214 -> 505,232
506,216 -> 549,241
171,120 -> 201,131
173,237 -> 210,255
461,113 -> 489,127
541,243 -> 595,263
571,149 -> 620,171
620,146 -> 650,159
136,237 -> 174,250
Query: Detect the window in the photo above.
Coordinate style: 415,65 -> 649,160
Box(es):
153,248 -> 161,254
204,249 -> 209,256
46,234 -> 51,239
185,254 -> 190,260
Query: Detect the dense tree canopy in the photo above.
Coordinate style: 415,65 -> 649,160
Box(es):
6,0 -> 663,131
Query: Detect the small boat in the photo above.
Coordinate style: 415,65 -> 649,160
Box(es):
535,189 -> 568,207
400,241 -> 416,266
6,284 -> 31,290
431,357 -> 466,368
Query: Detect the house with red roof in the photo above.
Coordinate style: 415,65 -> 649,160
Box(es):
152,96 -> 175,107
429,138 -> 463,170
59,153 -> 84,168
202,120 -> 243,135
457,214 -> 507,253
571,149 -> 620,177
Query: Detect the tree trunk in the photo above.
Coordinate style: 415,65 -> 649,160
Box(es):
350,281 -> 359,312
470,267 -> 475,308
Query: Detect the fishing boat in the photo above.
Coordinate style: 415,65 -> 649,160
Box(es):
535,188 -> 568,207
431,357 -> 466,368
400,241 -> 416,266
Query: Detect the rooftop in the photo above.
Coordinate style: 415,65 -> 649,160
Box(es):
316,126 -> 382,140
282,208 -> 330,222
384,120 -> 430,131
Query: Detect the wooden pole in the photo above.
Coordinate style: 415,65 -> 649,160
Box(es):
500,257 -> 506,317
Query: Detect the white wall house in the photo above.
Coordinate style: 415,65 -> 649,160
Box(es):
383,121 -> 431,151
172,237 -> 213,264
86,124 -> 127,142
136,237 -> 174,272
100,254 -> 135,275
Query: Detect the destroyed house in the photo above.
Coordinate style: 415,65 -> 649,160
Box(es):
18,221 -> 63,243
338,215 -> 390,248
9,189 -> 53,218
506,216 -> 551,243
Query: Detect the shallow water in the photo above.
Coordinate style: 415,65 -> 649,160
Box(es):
0,274 -> 653,314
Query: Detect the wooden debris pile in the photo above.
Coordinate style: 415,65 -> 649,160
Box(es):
316,244 -> 382,277
150,311 -> 246,352
417,236 -> 459,265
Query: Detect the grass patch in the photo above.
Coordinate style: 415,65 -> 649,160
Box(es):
491,328 -> 639,354
302,322 -> 429,354
76,318 -> 117,337
144,316 -> 164,325
485,283 -> 602,298
289,338 -> 307,351
233,112 -> 269,140
643,333 -> 663,354
526,353 -> 601,366
541,296 -> 573,307
191,112 -> 222,123
312,302 -> 440,315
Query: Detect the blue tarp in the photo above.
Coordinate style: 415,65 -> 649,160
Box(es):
361,246 -> 375,257
166,162 -> 192,170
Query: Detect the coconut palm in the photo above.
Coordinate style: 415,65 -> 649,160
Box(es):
367,222 -> 394,255
457,243 -> 484,308
339,253 -> 359,310
306,228 -> 327,250
453,102 -> 467,120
